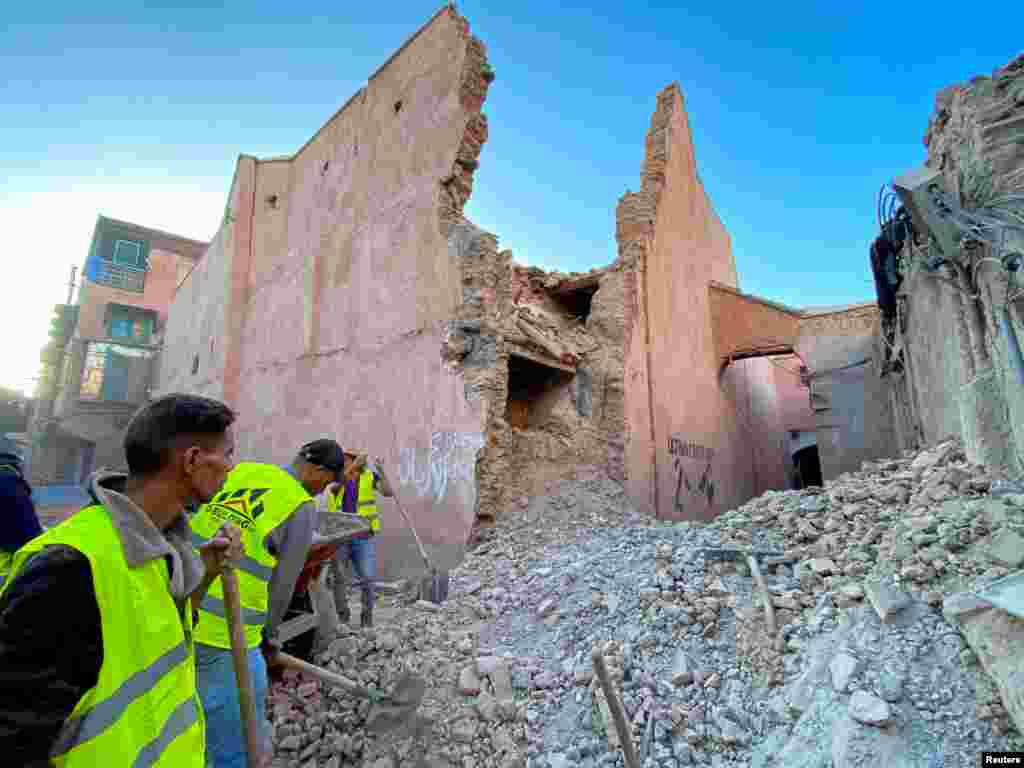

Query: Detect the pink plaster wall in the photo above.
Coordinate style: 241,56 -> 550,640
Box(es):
160,163 -> 250,400
773,357 -> 816,433
162,8 -> 489,576
624,87 -> 789,521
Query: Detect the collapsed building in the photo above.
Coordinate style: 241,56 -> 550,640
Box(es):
874,53 -> 1024,472
156,5 -> 895,574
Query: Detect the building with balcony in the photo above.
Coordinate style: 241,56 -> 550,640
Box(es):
30,215 -> 207,485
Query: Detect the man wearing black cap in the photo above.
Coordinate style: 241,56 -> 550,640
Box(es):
189,438 -> 345,768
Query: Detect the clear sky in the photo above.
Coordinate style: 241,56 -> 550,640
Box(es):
2,1 -> 1020,395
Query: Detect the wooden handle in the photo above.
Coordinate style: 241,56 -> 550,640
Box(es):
274,651 -> 377,700
747,555 -> 777,637
591,648 -> 640,768
221,567 -> 261,768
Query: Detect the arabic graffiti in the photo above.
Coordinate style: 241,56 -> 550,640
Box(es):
669,435 -> 715,512
399,431 -> 485,505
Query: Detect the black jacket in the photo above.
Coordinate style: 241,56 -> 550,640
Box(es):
0,545 -> 101,766
0,465 -> 42,554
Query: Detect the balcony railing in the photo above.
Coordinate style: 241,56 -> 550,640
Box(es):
78,341 -> 157,405
93,261 -> 146,293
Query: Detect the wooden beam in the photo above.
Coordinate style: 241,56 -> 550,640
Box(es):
507,344 -> 577,373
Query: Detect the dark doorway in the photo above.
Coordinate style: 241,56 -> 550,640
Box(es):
505,353 -> 575,430
792,444 -> 823,489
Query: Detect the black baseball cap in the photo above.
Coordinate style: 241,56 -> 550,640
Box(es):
299,439 -> 345,481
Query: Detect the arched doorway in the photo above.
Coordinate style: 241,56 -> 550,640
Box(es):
793,444 -> 823,489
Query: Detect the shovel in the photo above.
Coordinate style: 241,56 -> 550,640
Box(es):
377,464 -> 448,604
273,651 -> 426,735
221,566 -> 261,768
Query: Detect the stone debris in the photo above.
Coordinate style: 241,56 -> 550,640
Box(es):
264,441 -> 1024,767
848,690 -> 893,727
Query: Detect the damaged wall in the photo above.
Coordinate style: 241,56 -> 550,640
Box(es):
796,304 -> 898,481
159,6 -> 496,577
469,264 -> 627,521
618,85 -> 790,521
884,53 -> 1024,471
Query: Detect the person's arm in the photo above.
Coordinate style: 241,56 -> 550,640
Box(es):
370,458 -> 394,498
262,501 -> 316,646
187,524 -> 242,617
0,480 -> 43,552
0,546 -> 102,765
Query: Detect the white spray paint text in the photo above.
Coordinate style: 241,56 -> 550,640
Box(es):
399,431 -> 484,505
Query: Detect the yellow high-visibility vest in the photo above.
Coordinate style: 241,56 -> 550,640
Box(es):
325,470 -> 379,532
189,463 -> 312,649
0,503 -> 205,767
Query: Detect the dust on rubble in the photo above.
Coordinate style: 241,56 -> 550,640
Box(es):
267,469 -> 641,768
268,444 -> 1024,768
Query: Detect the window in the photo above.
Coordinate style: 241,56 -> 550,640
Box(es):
79,342 -> 156,403
109,316 -> 134,338
112,239 -> 144,267
106,305 -> 154,343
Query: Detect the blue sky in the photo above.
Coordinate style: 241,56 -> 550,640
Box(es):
1,1 -> 1021,394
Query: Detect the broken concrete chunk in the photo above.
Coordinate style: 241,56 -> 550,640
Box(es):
671,650 -> 694,687
829,652 -> 861,693
537,597 -> 558,617
808,558 -> 837,576
988,529 -> 1024,568
942,592 -> 995,623
848,691 -> 893,726
864,580 -> 911,624
458,666 -> 482,696
839,583 -> 865,600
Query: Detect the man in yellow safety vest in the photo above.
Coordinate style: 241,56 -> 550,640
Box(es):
320,451 -> 393,628
0,393 -> 243,767
189,438 -> 345,768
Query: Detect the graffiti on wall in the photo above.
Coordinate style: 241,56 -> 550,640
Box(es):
399,431 -> 485,505
669,435 -> 716,513
800,309 -> 878,336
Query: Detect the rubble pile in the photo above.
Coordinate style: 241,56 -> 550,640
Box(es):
268,469 -> 640,768
268,443 -> 1024,767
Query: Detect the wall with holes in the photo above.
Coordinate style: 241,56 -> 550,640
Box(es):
159,8 -> 493,578
157,167 -> 242,401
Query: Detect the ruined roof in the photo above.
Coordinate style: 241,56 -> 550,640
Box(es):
798,301 -> 878,317
94,214 -> 208,251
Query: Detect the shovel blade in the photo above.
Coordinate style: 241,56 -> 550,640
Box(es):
364,673 -> 427,735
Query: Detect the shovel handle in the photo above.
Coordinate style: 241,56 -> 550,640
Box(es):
221,567 -> 261,768
274,651 -> 381,701
377,466 -> 434,574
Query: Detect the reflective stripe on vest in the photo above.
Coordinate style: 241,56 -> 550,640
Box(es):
4,504 -> 204,767
189,463 -> 312,649
324,472 -> 379,532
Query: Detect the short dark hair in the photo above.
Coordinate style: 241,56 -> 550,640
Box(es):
123,394 -> 236,476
